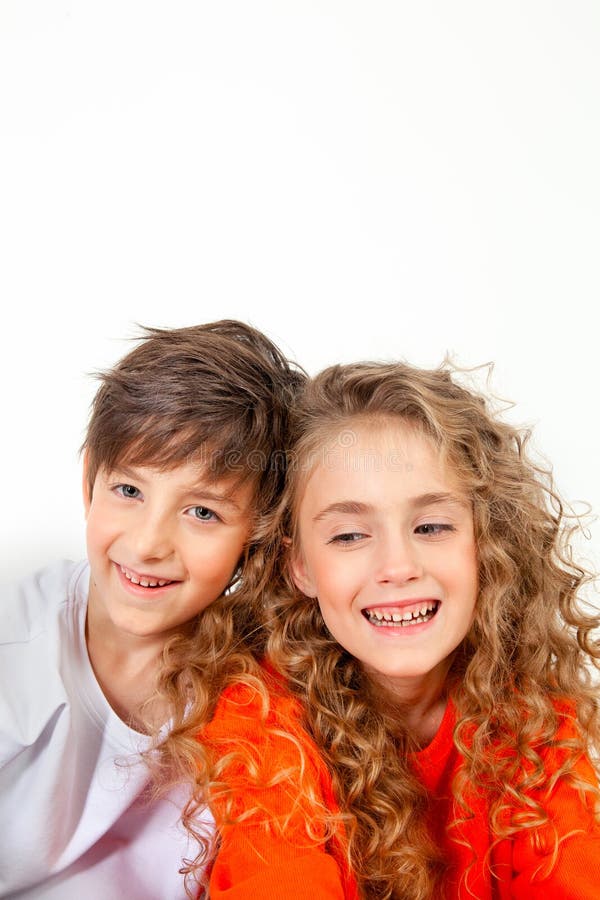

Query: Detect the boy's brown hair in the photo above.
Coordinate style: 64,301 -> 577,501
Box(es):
82,320 -> 305,520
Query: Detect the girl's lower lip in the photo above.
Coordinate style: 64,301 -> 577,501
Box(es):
114,563 -> 179,598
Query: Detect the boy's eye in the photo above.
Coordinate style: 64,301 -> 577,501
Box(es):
415,523 -> 455,536
115,483 -> 141,499
187,506 -> 219,522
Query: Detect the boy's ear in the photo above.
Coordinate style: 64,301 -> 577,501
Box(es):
288,544 -> 317,599
81,452 -> 92,517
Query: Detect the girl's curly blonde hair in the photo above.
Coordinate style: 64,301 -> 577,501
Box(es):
263,361 -> 600,900
148,534 -> 279,895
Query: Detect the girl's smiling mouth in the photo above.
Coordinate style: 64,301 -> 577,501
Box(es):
362,600 -> 440,627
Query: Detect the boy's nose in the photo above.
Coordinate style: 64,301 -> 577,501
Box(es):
129,516 -> 173,561
375,534 -> 424,585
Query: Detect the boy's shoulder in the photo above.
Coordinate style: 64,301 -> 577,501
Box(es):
0,560 -> 91,771
0,560 -> 91,751
1,559 -> 89,646
0,558 -> 197,899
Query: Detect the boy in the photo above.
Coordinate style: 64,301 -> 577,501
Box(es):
0,320 -> 304,899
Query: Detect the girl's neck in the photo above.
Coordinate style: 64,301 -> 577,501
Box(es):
368,659 -> 452,747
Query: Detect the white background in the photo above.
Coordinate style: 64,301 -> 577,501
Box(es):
1,2 -> 598,588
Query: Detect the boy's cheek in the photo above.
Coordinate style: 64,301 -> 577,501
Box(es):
84,509 -> 111,560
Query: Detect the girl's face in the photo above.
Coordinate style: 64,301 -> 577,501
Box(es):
290,420 -> 478,697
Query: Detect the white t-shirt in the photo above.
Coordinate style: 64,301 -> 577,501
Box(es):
0,560 -> 213,899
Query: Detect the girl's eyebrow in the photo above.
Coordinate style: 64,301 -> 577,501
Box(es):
313,501 -> 372,522
411,492 -> 468,509
312,493 -> 469,523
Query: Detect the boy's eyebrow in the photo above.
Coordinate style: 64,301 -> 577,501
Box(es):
187,486 -> 244,510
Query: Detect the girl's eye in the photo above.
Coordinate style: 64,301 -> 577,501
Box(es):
415,523 -> 455,536
329,532 -> 367,544
187,506 -> 219,522
115,483 -> 141,500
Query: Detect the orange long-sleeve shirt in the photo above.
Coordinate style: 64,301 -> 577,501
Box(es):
413,696 -> 600,899
203,680 -> 600,899
202,680 -> 356,900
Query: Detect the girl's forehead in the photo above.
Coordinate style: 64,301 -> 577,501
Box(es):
296,417 -> 463,501
320,416 -> 437,462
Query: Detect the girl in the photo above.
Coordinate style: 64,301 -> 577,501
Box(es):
203,360 -> 600,900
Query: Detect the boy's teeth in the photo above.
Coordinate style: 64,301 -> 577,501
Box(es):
120,566 -> 172,588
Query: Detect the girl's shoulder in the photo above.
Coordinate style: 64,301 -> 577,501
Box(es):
202,665 -> 356,900
205,664 -> 305,735
507,698 -> 600,898
202,662 -> 323,779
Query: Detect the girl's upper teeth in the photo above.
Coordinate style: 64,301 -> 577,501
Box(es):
366,602 -> 437,622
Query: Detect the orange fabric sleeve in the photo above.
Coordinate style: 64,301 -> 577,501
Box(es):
500,707 -> 600,899
209,834 -> 351,899
201,683 -> 357,900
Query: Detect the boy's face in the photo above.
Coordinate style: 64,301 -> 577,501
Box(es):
83,459 -> 254,643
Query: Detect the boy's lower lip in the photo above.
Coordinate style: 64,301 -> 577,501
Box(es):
114,563 -> 180,598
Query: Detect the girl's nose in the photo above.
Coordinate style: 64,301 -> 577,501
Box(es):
374,534 -> 424,585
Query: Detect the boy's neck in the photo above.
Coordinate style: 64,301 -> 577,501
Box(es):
85,594 -> 171,733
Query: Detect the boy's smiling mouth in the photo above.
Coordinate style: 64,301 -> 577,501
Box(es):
118,563 -> 177,589
362,600 -> 440,627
